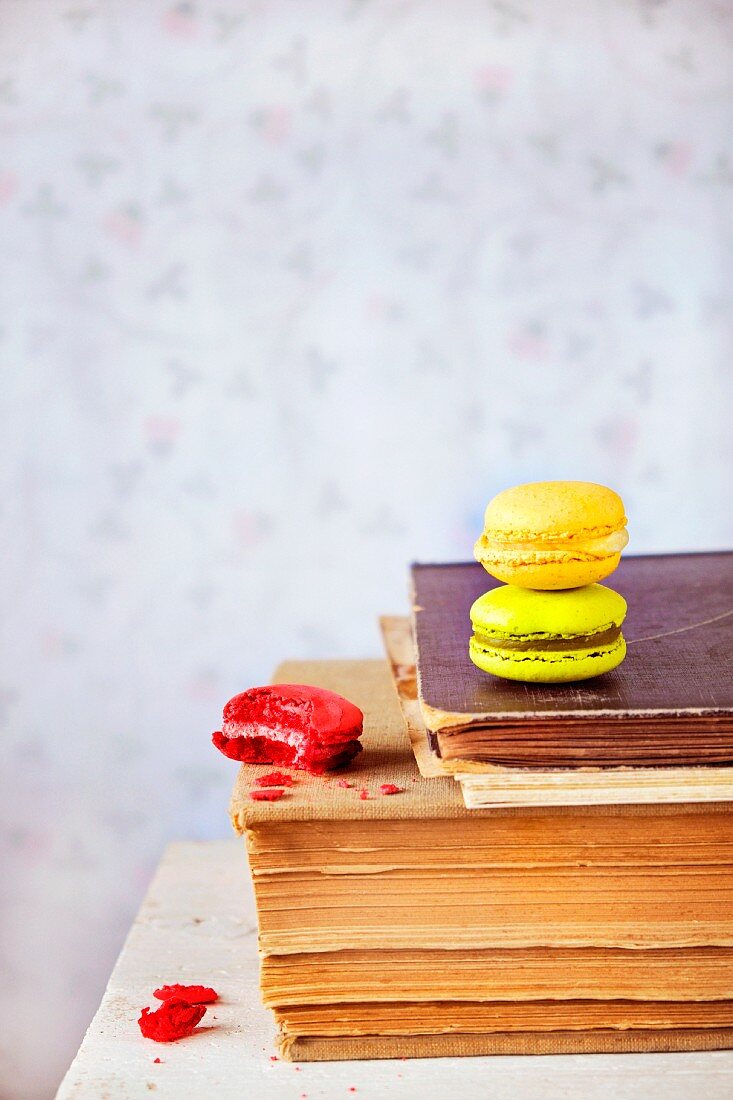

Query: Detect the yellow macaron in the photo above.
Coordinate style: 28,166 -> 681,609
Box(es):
474,481 -> 628,590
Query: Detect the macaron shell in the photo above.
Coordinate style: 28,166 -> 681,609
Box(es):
481,481 -> 626,543
478,551 -> 622,590
470,583 -> 627,639
222,683 -> 363,743
469,634 -> 627,683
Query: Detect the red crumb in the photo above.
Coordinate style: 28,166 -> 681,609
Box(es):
379,783 -> 404,796
256,771 -> 294,787
138,998 -> 206,1042
270,1055 -> 278,1062
153,1058 -> 162,1063
250,788 -> 286,801
358,789 -> 369,800
337,780 -> 353,788
153,984 -> 218,1004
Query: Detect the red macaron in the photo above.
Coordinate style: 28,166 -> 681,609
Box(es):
212,684 -> 363,775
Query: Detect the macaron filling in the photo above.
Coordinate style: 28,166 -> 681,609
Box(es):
480,528 -> 628,552
472,625 -> 622,653
477,528 -> 628,562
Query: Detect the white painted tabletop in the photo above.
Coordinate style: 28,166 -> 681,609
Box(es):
56,840 -> 733,1100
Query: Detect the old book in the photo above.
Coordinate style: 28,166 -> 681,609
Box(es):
412,553 -> 733,768
382,615 -> 733,806
230,658 -> 733,1060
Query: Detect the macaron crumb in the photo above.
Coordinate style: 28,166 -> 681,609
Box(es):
358,789 -> 369,800
379,783 -> 404,795
250,788 -> 286,802
337,780 -> 353,788
256,771 -> 294,787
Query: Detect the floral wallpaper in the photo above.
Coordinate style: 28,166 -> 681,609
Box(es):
2,1 -> 733,1095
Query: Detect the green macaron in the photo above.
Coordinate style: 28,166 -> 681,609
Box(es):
469,583 -> 627,684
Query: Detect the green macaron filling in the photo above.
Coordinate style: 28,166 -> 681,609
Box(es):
472,626 -> 622,653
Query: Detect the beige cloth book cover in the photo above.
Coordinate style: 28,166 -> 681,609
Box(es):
230,659 -> 733,824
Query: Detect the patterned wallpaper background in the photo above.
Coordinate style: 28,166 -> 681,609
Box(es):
2,0 -> 733,1095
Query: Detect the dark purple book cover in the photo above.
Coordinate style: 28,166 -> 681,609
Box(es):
412,553 -> 733,766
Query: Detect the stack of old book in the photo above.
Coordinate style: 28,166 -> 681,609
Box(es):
230,552 -> 733,1061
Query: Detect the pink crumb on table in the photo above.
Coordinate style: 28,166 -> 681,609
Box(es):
337,780 -> 353,788
379,783 -> 404,795
250,788 -> 286,802
358,789 -> 369,800
256,771 -> 294,787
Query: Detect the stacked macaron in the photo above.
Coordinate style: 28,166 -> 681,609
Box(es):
470,481 -> 629,683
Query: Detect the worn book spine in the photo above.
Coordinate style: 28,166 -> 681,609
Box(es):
279,1028 -> 733,1061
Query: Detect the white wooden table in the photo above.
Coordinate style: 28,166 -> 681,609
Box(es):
57,840 -> 733,1099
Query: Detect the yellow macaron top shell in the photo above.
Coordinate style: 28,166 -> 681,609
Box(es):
474,481 -> 628,589
480,481 -> 627,543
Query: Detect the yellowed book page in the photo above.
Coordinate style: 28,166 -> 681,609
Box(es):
261,946 -> 733,1006
254,864 -> 733,953
275,999 -> 733,1037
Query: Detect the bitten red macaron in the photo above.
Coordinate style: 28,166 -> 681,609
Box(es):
212,684 -> 363,774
